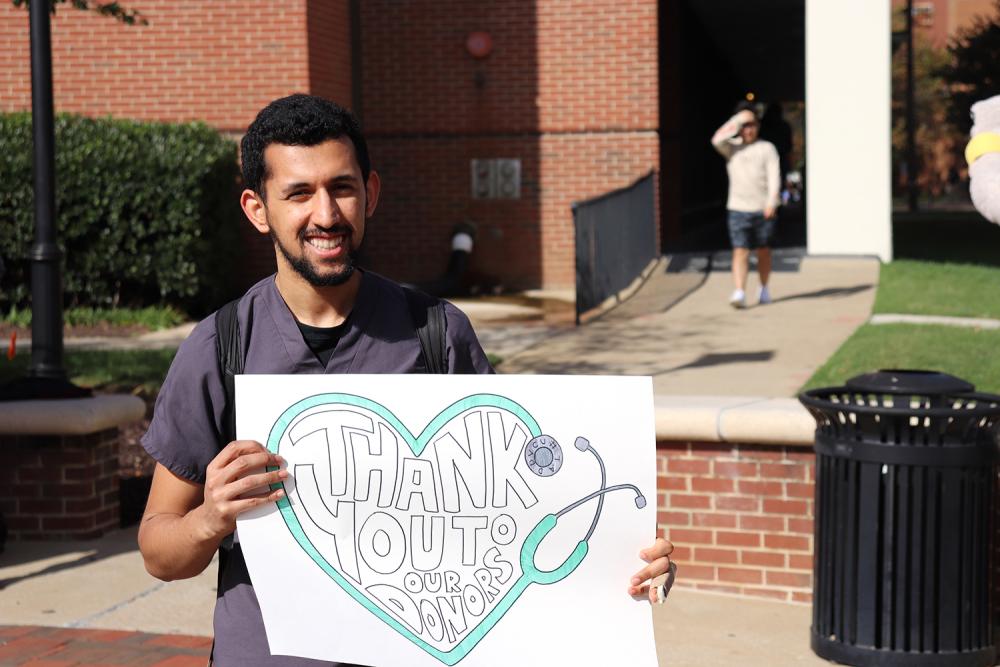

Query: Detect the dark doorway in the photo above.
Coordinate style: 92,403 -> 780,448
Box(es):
659,0 -> 806,253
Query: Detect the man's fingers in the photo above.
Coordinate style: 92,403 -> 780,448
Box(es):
215,451 -> 284,486
630,556 -> 671,587
208,468 -> 287,505
629,539 -> 673,600
228,488 -> 286,514
630,562 -> 678,604
234,469 -> 289,497
208,440 -> 276,473
650,563 -> 677,604
639,538 -> 674,562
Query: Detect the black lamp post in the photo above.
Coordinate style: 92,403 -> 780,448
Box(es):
0,0 -> 89,400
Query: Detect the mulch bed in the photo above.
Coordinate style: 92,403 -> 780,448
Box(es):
113,388 -> 158,526
118,391 -> 156,477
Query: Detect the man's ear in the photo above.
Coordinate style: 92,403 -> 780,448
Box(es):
241,189 -> 270,234
364,170 -> 382,219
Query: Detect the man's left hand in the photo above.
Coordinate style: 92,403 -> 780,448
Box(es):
764,206 -> 777,219
629,537 -> 674,603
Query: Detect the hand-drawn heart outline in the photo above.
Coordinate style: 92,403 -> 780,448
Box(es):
266,393 -> 589,665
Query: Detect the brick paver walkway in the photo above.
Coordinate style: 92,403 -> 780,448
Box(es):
0,626 -> 210,666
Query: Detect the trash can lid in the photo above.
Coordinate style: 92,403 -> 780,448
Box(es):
845,369 -> 974,395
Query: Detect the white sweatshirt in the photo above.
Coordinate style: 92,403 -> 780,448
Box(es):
711,115 -> 781,213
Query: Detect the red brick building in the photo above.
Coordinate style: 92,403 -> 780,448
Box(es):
0,0 -> 659,291
892,0 -> 995,49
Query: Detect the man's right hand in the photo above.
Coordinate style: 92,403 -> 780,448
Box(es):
199,440 -> 287,540
138,441 -> 287,581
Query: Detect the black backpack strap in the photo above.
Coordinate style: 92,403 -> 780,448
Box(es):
215,297 -> 244,446
404,288 -> 448,374
211,296 -> 245,664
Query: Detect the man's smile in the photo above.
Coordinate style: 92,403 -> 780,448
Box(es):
301,225 -> 352,259
305,235 -> 347,252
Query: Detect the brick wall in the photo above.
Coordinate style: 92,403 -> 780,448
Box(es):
0,429 -> 121,539
360,0 -> 659,290
656,441 -> 815,603
364,136 -> 544,291
0,0 -> 320,132
306,0 -> 352,105
1,0 -> 660,291
0,0 -> 355,289
538,133 -> 660,288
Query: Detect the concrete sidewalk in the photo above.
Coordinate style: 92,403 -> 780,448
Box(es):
501,254 -> 879,397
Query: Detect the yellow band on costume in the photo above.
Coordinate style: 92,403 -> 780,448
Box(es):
966,132 -> 1000,165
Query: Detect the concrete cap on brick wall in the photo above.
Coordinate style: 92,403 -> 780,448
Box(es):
0,395 -> 145,435
655,395 -> 815,446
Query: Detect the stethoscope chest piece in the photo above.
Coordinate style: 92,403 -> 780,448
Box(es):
525,435 -> 563,477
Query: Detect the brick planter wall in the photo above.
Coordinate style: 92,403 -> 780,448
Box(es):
658,436 -> 1000,631
656,440 -> 816,603
0,429 -> 121,540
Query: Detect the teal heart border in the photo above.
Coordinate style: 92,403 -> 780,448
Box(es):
266,393 -> 547,665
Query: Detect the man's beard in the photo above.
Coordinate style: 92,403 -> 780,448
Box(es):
270,226 -> 359,287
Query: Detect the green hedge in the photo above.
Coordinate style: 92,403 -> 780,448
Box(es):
0,113 -> 241,314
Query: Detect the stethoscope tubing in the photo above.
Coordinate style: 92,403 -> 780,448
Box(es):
554,483 -> 646,520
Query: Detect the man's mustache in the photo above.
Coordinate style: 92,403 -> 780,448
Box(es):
298,223 -> 353,240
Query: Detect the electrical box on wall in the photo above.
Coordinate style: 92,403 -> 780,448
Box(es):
470,158 -> 521,199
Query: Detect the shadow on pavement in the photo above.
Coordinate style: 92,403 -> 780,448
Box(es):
771,283 -> 873,304
654,350 -> 775,376
0,530 -> 139,589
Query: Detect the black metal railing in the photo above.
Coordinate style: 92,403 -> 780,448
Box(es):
573,171 -> 657,323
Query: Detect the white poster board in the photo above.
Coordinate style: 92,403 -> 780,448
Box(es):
236,374 -> 657,667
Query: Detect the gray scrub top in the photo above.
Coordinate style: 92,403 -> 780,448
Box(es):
142,271 -> 494,667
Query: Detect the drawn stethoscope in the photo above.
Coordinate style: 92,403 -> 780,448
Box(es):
451,432 -> 651,662
517,434 -> 646,586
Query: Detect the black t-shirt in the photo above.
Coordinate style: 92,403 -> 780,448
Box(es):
296,319 -> 348,367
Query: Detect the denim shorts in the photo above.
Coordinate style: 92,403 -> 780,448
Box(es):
727,210 -> 775,249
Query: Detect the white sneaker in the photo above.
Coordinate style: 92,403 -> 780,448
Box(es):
729,289 -> 746,309
758,286 -> 772,305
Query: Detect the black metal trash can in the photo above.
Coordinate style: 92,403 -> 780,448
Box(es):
799,370 -> 1000,667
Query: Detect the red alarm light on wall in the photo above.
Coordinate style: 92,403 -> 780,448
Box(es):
466,31 -> 493,59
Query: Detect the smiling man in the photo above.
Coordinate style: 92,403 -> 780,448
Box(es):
137,94 -> 673,666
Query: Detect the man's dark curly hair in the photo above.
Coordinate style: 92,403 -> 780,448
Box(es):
240,94 -> 371,199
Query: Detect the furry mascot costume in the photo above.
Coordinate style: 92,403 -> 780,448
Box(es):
968,95 -> 1000,223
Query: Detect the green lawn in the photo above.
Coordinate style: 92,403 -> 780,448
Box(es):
803,324 -> 1000,394
0,348 -> 176,395
802,213 -> 1000,393
873,260 -> 1000,319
